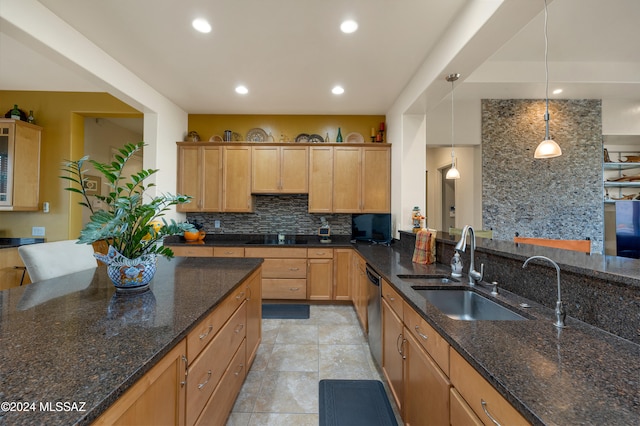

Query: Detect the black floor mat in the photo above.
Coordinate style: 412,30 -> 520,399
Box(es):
319,379 -> 398,426
261,303 -> 310,319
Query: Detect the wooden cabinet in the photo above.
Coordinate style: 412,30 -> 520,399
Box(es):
450,388 -> 483,426
170,245 -> 214,257
307,248 -> 334,300
450,349 -> 530,426
245,247 -> 307,299
333,146 -> 391,213
0,119 -> 42,211
176,145 -> 222,212
223,146 -> 254,212
352,253 -> 368,331
333,248 -> 352,300
0,247 -> 30,290
403,301 -> 450,375
213,246 -> 245,257
308,145 -> 333,213
404,330 -> 451,426
93,340 -> 187,425
252,145 -> 308,193
381,296 -> 404,415
244,268 -> 262,368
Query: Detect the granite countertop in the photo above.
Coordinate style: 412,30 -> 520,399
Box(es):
355,242 -> 639,426
0,238 -> 45,249
164,233 -> 355,248
0,257 -> 262,425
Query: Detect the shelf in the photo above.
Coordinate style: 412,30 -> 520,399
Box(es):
604,162 -> 640,170
604,181 -> 640,188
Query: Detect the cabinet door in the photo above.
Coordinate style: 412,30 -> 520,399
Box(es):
352,254 -> 368,331
308,146 -> 334,212
223,146 -> 254,212
201,146 -> 222,211
280,146 -> 308,193
12,122 -> 41,210
177,145 -> 201,212
333,147 -> 361,212
333,248 -> 352,300
94,340 -> 187,425
245,268 -> 262,368
308,258 -> 333,300
251,146 -> 279,193
404,330 -> 451,426
361,146 -> 390,213
382,297 -> 404,415
450,388 -> 483,426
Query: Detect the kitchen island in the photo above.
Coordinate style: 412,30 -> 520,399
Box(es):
0,256 -> 262,425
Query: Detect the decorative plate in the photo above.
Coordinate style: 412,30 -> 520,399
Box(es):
346,132 -> 364,143
308,134 -> 324,143
246,128 -> 268,142
295,133 -> 310,143
232,132 -> 243,141
209,135 -> 223,142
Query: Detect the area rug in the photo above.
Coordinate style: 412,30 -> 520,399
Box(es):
261,303 -> 310,319
319,379 -> 398,426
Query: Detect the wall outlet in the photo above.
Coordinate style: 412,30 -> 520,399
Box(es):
32,226 -> 45,236
214,220 -> 221,228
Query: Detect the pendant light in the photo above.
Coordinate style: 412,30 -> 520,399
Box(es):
534,0 -> 562,159
446,73 -> 461,179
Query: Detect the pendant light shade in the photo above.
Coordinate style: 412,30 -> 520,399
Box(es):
534,0 -> 561,159
446,73 -> 461,179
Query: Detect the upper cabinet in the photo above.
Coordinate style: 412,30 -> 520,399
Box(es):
223,146 -> 254,212
252,145 -> 308,194
0,119 -> 42,211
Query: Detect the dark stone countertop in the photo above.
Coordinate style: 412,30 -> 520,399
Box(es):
164,233 -> 355,248
0,256 -> 262,425
354,242 -> 639,426
0,238 -> 45,249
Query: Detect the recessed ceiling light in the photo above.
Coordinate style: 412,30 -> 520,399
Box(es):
235,85 -> 249,95
340,20 -> 358,34
552,88 -> 563,95
332,86 -> 345,95
192,18 -> 211,33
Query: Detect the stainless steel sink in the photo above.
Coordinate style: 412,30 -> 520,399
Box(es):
411,288 -> 527,321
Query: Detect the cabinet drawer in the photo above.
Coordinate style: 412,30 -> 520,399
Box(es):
381,280 -> 403,318
262,279 -> 307,299
186,303 -> 247,426
244,247 -> 307,258
261,258 -> 307,278
450,388 -> 483,426
195,339 -> 247,426
404,301 -> 450,376
187,284 -> 247,359
307,248 -> 333,258
450,349 -> 530,426
213,246 -> 245,257
170,245 -> 214,257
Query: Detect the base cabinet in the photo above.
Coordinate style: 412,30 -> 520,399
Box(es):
307,248 -> 334,300
450,388 -> 483,426
381,297 -> 404,414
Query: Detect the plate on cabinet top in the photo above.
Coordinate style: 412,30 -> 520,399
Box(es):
308,134 -> 324,143
295,133 -> 310,143
209,134 -> 223,142
246,128 -> 268,142
346,132 -> 364,143
232,132 -> 243,141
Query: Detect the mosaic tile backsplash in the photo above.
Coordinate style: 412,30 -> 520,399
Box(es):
187,195 -> 352,235
481,99 -> 603,253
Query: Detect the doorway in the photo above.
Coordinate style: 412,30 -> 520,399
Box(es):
441,165 -> 456,232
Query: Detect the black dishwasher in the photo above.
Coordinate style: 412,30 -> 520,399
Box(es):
365,263 -> 382,368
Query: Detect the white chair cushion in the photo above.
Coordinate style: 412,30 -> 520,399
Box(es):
18,239 -> 97,283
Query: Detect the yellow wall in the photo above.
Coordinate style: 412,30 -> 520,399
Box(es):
0,91 -> 140,241
188,114 -> 386,143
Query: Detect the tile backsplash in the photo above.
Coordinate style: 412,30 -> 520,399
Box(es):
187,195 -> 352,235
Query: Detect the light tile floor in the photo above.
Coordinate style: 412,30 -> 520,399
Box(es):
226,303 -> 403,426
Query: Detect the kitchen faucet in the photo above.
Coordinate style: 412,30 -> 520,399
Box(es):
454,225 -> 484,286
522,255 -> 566,328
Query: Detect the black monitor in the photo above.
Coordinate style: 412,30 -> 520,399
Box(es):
351,213 -> 392,244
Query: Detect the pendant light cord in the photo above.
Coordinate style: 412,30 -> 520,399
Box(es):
451,78 -> 455,161
544,0 -> 550,140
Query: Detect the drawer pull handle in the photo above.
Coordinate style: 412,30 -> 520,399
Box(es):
289,267 -> 300,271
396,333 -> 406,359
315,252 -> 326,255
234,323 -> 245,334
386,294 -> 395,301
481,399 -> 502,426
415,325 -> 428,340
234,363 -> 245,376
235,291 -> 245,300
198,370 -> 212,390
289,287 -> 300,291
225,251 -> 235,255
199,325 -> 213,340
180,355 -> 188,387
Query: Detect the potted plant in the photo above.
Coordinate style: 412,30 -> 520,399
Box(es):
61,141 -> 195,291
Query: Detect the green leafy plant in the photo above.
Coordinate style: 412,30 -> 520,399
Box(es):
60,142 -> 195,259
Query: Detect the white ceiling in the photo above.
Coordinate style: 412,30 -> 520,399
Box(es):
1,0 -> 639,116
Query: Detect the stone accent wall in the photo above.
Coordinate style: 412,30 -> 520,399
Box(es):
187,195 -> 352,235
482,99 -> 603,253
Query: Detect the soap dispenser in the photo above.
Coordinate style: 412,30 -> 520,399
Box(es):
451,252 -> 463,277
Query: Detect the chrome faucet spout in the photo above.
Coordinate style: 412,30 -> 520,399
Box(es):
522,255 -> 566,328
455,225 -> 484,286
